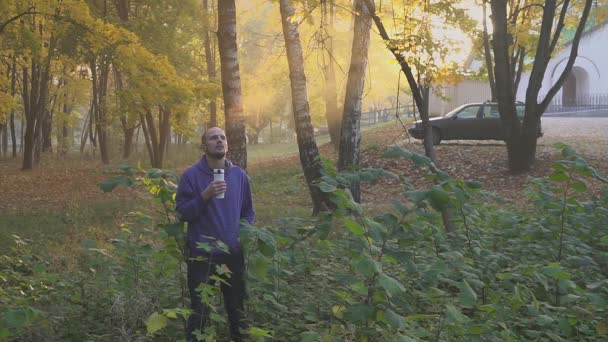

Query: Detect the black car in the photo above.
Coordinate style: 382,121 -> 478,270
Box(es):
408,102 -> 543,145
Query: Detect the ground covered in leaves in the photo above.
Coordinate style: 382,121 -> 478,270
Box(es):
0,119 -> 606,212
358,121 -> 607,206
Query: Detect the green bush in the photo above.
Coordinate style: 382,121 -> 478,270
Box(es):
1,144 -> 607,341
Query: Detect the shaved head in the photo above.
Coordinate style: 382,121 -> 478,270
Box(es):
202,127 -> 228,160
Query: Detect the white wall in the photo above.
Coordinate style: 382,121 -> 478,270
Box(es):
517,23 -> 608,101
429,79 -> 491,116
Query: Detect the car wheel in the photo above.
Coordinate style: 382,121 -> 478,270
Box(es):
432,127 -> 441,145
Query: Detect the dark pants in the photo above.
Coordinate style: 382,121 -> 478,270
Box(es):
187,252 -> 247,342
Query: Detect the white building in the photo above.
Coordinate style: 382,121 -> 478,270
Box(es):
516,22 -> 608,107
428,79 -> 492,116
429,22 -> 608,116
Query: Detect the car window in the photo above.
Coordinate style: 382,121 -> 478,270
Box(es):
455,106 -> 480,119
484,105 -> 500,118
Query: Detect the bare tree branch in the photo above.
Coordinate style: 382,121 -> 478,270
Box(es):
0,7 -> 38,34
539,0 -> 593,114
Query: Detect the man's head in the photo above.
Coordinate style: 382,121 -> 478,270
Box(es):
202,127 -> 228,160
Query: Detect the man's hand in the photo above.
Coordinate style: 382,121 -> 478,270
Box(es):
201,180 -> 227,202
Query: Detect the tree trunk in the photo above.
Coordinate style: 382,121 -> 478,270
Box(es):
139,106 -> 170,168
490,0 -> 522,174
91,57 -> 111,165
158,106 -> 171,168
140,113 -> 154,165
362,0 -> 453,234
9,110 -> 16,157
9,56 -> 17,157
114,69 -> 137,159
80,103 -> 92,154
337,0 -> 373,203
1,124 -> 7,156
420,86 -> 437,162
322,0 -> 341,148
115,0 -> 129,21
279,0 -> 334,213
145,109 -> 159,167
217,0 -> 247,169
490,0 -> 592,174
203,0 -> 218,128
60,123 -> 69,155
41,108 -> 53,153
42,94 -> 58,153
122,125 -> 135,159
481,0 -> 496,102
21,40 -> 53,170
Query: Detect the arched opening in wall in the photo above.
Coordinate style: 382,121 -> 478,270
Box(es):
561,66 -> 590,107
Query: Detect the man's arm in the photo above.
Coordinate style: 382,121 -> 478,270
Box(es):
175,172 -> 205,222
240,175 -> 255,224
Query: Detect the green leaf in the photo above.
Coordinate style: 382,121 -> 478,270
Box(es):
597,321 -> 608,336
467,325 -> 487,334
411,153 -> 432,166
145,312 -> 167,334
319,182 -> 337,193
196,242 -> 213,253
404,190 -> 429,203
383,147 -> 413,159
300,331 -> 320,342
395,334 -> 417,342
343,304 -> 373,324
2,308 -> 35,328
98,176 -> 133,193
249,255 -> 269,279
458,280 -> 477,307
344,217 -> 365,236
428,187 -> 450,211
32,263 -> 46,274
247,327 -> 272,337
570,180 -> 587,192
316,221 -> 331,240
0,324 -> 8,338
390,199 -> 409,214
464,181 -> 482,189
586,279 -> 608,290
163,222 -> 185,238
445,305 -> 469,324
536,315 -> 554,326
559,145 -> 577,158
378,273 -> 405,297
549,172 -> 569,182
542,264 -> 571,280
551,162 -> 567,171
352,255 -> 380,277
384,308 -> 406,330
405,313 -> 437,322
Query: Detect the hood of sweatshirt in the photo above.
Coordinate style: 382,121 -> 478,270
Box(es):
194,156 -> 235,176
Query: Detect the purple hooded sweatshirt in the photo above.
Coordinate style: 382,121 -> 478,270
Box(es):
176,156 -> 255,258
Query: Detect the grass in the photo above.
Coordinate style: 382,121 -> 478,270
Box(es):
0,199 -> 145,254
0,121 -> 396,256
250,162 -> 313,225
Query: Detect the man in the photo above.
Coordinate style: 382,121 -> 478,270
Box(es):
176,127 -> 254,341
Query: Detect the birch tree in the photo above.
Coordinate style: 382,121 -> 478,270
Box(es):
337,0 -> 374,203
279,0 -> 334,213
218,0 -> 247,169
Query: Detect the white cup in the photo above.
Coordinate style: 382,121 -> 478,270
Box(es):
213,169 -> 225,198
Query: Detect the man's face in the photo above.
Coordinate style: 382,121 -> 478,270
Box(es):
203,128 -> 228,159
